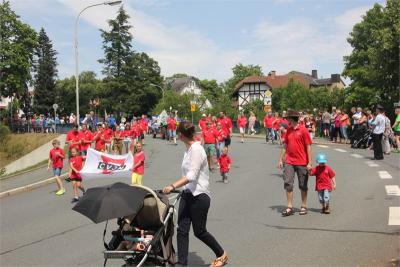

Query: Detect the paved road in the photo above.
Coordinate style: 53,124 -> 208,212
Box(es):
1,137 -> 399,266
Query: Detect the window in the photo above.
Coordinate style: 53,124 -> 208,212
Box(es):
249,93 -> 259,102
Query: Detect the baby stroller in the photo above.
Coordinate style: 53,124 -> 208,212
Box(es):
352,128 -> 371,149
103,185 -> 181,267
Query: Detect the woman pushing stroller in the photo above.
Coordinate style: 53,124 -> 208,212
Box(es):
163,121 -> 228,267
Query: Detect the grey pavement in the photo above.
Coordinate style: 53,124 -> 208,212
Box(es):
0,137 -> 399,266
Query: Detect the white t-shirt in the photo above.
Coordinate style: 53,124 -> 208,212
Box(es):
181,141 -> 210,197
372,114 -> 385,134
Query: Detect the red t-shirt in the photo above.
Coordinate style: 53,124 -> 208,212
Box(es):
202,128 -> 218,144
70,155 -> 84,179
133,151 -> 145,175
49,148 -> 65,168
311,165 -> 336,191
167,118 -> 177,131
216,128 -> 227,142
94,130 -> 106,151
103,128 -> 113,144
340,114 -> 349,127
334,115 -> 342,128
66,130 -> 84,150
264,116 -> 274,128
273,118 -> 282,130
80,130 -> 93,151
140,120 -> 148,132
122,129 -> 132,138
284,125 -> 312,166
218,117 -> 232,135
199,118 -> 207,131
237,116 -> 247,128
218,154 -> 232,173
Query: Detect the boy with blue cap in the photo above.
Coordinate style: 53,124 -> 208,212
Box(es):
310,153 -> 336,214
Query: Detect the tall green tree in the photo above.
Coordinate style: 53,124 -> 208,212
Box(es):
33,28 -> 58,114
226,63 -> 264,90
343,0 -> 400,113
0,1 -> 37,100
98,7 -> 132,78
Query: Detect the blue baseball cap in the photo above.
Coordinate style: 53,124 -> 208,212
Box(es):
316,153 -> 327,164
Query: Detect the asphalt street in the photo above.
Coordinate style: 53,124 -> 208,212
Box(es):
0,137 -> 399,267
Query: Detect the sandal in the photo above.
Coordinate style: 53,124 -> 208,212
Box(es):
299,206 -> 308,215
210,251 -> 228,267
281,207 -> 294,217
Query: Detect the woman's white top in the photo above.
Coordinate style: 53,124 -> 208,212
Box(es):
181,141 -> 210,197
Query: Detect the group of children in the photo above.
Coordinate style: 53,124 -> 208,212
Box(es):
48,135 -> 146,203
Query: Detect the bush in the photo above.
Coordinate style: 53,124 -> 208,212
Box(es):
0,124 -> 11,148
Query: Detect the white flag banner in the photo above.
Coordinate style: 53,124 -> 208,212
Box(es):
80,148 -> 133,180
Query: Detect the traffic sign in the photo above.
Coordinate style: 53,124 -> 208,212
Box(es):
52,103 -> 58,110
191,104 -> 196,112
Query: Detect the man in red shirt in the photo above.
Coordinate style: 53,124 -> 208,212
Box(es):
79,123 -> 93,156
218,112 -> 233,147
66,124 -> 84,156
47,139 -> 66,195
202,121 -> 218,171
272,112 -> 282,144
263,112 -> 275,143
198,114 -> 207,132
167,114 -> 177,145
278,110 -> 312,217
237,112 -> 247,143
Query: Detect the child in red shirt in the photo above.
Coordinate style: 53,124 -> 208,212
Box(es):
218,146 -> 232,184
131,142 -> 145,185
310,153 -> 336,214
47,139 -> 66,195
69,147 -> 85,203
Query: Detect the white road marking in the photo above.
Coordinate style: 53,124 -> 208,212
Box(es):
317,145 -> 329,148
388,207 -> 400,225
385,185 -> 400,196
350,154 -> 363,158
379,171 -> 392,179
365,161 -> 379,167
334,148 -> 347,152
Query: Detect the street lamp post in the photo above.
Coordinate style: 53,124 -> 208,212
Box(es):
74,0 -> 122,126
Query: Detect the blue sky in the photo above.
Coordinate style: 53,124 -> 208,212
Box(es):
10,0 -> 384,83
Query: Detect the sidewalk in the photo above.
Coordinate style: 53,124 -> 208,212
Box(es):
0,159 -> 68,195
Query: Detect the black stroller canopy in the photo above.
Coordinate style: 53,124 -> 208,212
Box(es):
72,182 -> 149,223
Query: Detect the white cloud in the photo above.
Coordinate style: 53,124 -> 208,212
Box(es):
57,0 -> 249,81
248,5 -> 371,77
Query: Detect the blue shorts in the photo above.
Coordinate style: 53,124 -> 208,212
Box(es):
168,130 -> 176,138
318,189 -> 331,204
53,168 -> 62,176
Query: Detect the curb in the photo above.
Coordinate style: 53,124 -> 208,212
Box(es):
0,163 -> 47,181
0,173 -> 68,199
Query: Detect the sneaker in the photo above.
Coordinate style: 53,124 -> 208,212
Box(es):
65,177 -> 71,182
324,206 -> 331,214
71,197 -> 79,203
55,188 -> 66,196
223,179 -> 228,184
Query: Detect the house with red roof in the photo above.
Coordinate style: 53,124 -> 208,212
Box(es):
234,69 -> 345,110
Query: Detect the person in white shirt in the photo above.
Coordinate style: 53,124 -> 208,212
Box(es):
371,105 -> 385,160
163,121 -> 227,267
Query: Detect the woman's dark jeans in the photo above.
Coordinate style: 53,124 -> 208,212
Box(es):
177,192 -> 224,265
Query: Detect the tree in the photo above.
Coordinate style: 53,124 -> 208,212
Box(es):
226,63 -> 264,90
343,0 -> 400,114
55,72 -> 102,116
33,28 -> 58,114
0,1 -> 37,100
98,6 -> 132,78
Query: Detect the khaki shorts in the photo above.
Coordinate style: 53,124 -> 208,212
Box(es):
283,164 -> 309,192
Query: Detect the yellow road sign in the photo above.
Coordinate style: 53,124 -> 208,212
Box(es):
191,104 -> 196,112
